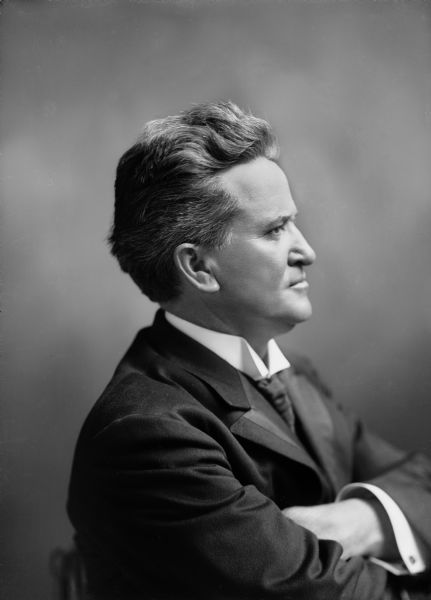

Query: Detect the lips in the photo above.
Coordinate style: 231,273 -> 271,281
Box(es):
289,274 -> 307,287
290,280 -> 309,289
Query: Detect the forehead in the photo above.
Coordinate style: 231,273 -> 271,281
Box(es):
218,157 -> 295,222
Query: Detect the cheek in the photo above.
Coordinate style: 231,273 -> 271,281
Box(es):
217,245 -> 252,276
248,243 -> 287,277
219,246 -> 285,289
218,238 -> 288,282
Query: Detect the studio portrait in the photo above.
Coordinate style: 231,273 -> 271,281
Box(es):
2,1 -> 431,599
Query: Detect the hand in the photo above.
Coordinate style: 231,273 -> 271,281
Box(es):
283,499 -> 393,560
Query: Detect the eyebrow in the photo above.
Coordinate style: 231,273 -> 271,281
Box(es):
263,212 -> 297,231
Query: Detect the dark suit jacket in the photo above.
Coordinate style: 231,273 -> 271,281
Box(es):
67,310 -> 431,600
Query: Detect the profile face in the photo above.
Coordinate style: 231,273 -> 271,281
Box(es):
207,157 -> 316,337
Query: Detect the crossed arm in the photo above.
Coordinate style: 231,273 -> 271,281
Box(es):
284,421 -> 431,572
283,497 -> 397,561
282,403 -> 431,590
69,375 -> 431,599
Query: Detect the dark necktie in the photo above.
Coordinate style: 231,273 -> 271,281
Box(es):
255,372 -> 296,431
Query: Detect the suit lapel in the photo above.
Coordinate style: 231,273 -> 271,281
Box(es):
231,374 -> 327,480
145,311 -> 341,492
279,369 -> 347,492
147,310 -> 249,409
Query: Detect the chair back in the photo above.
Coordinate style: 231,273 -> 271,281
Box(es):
50,547 -> 87,600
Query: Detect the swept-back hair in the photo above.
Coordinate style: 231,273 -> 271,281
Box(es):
109,100 -> 279,302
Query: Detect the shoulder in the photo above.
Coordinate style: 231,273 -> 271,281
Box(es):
74,369 -> 234,477
79,365 -> 208,446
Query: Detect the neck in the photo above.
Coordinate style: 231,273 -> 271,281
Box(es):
162,299 -> 288,360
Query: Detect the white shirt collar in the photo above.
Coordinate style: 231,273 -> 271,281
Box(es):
165,312 -> 290,380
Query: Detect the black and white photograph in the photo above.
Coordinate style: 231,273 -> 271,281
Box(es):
2,1 -> 431,599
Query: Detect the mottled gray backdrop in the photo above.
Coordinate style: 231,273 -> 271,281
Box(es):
2,1 -> 431,598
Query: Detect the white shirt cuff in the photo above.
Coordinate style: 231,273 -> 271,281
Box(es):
336,482 -> 426,575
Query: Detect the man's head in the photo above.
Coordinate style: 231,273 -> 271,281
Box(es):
110,101 -> 315,342
109,100 -> 278,303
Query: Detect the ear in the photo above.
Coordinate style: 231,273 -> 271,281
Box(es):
174,243 -> 220,293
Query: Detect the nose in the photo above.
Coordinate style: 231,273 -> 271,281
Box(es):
288,225 -> 316,266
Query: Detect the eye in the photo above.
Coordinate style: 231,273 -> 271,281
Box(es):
267,216 -> 296,237
269,224 -> 286,235
266,223 -> 287,239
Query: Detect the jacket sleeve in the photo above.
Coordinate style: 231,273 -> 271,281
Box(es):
69,393 -> 401,600
290,351 -> 431,564
345,409 -> 431,566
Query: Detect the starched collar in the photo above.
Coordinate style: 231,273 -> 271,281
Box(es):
165,312 -> 290,381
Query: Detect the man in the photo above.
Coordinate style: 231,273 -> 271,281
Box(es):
67,101 -> 431,599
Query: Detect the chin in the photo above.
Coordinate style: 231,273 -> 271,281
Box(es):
280,303 -> 313,326
268,311 -> 311,337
